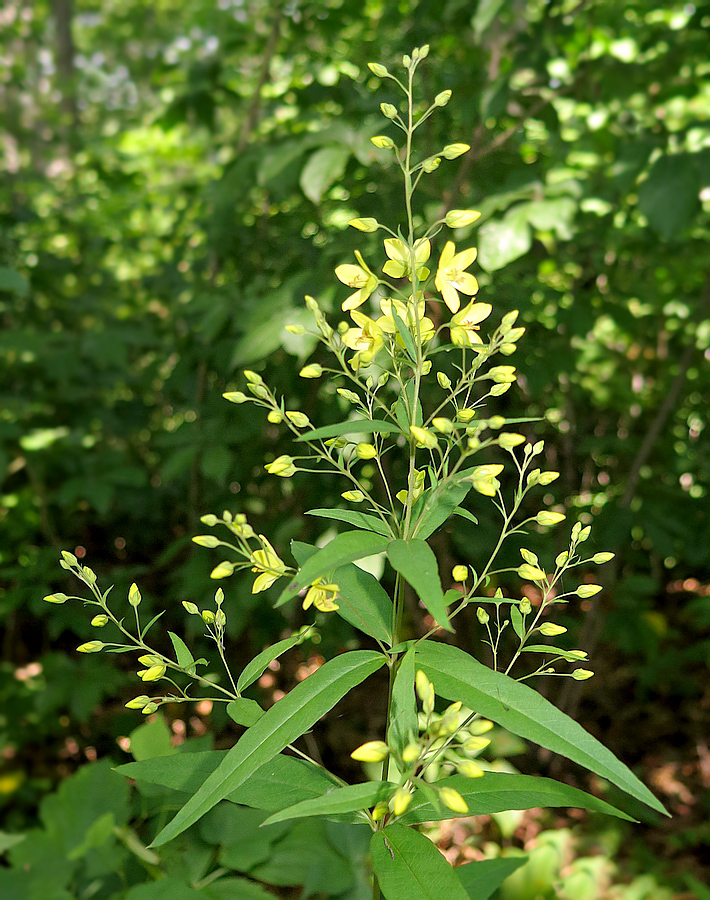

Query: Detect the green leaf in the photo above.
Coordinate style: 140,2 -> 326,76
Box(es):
277,531 -> 391,606
510,605 -> 524,639
392,379 -> 423,431
129,716 -> 176,761
306,507 -> 393,536
524,644 -> 590,662
415,641 -> 667,815
455,857 -> 527,900
387,643 -> 417,755
262,781 -> 391,826
477,208 -> 532,272
452,506 -> 479,525
168,631 -> 196,674
227,698 -> 264,727
387,539 -> 453,632
116,750 -> 340,813
300,145 -> 350,204
637,153 -> 701,240
330,560 -> 393,645
0,832 -> 25,854
401,773 -> 633,823
0,266 -> 29,297
389,304 -> 418,363
415,480 -> 473,539
237,632 -> 308,693
151,650 -> 385,846
296,419 -> 401,442
473,0 -> 507,37
371,824 -> 470,900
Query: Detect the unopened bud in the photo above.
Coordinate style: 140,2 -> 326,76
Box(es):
91,615 -> 109,627
299,364 -> 323,379
572,668 -> 594,681
351,741 -> 390,762
442,143 -> 470,159
539,622 -> 567,636
380,102 -> 398,119
223,391 -> 248,404
452,565 -> 469,582
368,63 -> 389,78
434,90 -> 452,107
577,584 -> 602,598
77,641 -> 104,653
437,371 -> 452,389
371,135 -> 396,150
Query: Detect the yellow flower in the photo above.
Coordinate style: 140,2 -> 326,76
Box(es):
342,311 -> 384,369
378,297 -> 435,343
382,238 -> 431,281
448,300 -> 492,347
435,241 -> 480,313
303,579 -> 340,612
335,250 -> 378,311
251,537 -> 288,593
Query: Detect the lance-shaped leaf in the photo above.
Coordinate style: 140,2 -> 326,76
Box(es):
262,781 -> 392,826
116,750 -> 340,813
416,641 -> 667,815
150,650 -> 385,846
387,539 -> 453,632
414,480 -> 474,539
306,507 -> 393,537
277,531 -> 390,607
371,823 -> 470,900
455,857 -> 527,900
237,631 -> 310,694
387,642 -> 417,755
296,419 -> 402,442
399,773 -> 634,824
292,541 -> 392,644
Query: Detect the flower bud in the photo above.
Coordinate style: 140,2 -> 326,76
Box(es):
421,156 -> 441,173
520,598 -> 532,615
125,695 -> 151,710
210,561 -> 235,579
499,432 -> 525,450
539,622 -> 567,636
267,410 -> 283,423
402,54 -> 411,68
91,615 -> 109,627
452,565 -> 469,582
421,360 -> 432,375
368,63 -> 389,77
265,455 -> 297,477
82,566 -> 97,584
463,735 -> 490,752
577,584 -> 602,598
299,364 -> 323,378
371,135 -> 396,150
380,102 -> 398,119
202,610 -> 216,624
356,442 -> 377,460
76,641 -> 104,653
223,391 -> 248,404
215,609 -> 227,628
442,143 -> 470,159
456,408 -> 476,422
243,370 -> 262,384
572,668 -> 594,681
457,759 -> 485,779
371,801 -> 388,821
285,324 -> 306,335
555,551 -> 569,568
439,786 -> 469,813
434,90 -> 452,107
351,740 -> 390,762
192,535 -> 220,548
342,490 -> 365,502
433,417 -> 454,434
415,670 -> 435,713
402,743 -> 420,764
142,702 -> 159,714
390,786 -> 413,816
518,563 -> 546,582
535,511 -> 566,526
538,471 -> 560,485
44,593 -> 68,604
490,383 -> 512,396
437,371 -> 452,389
247,383 -> 269,399
476,607 -> 489,625
410,425 -> 438,449
592,552 -> 615,564
182,601 -> 199,615
200,514 -> 218,526
61,551 -> 78,567
445,209 -> 481,228
285,411 -> 311,428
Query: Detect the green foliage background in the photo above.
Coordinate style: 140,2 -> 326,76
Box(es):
1,0 -> 709,896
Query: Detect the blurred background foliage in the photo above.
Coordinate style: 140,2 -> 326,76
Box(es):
1,0 -> 710,896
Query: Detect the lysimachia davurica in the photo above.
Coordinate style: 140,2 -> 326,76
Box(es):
47,45 -> 667,900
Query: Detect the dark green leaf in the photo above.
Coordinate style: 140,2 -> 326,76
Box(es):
637,153 -> 700,240
300,145 -> 350,204
387,540 -> 452,632
306,507 -> 393,536
262,781 -> 391,826
237,633 -> 308,693
371,824 -> 470,900
296,419 -> 401,442
277,531 -> 390,606
400,773 -> 634,823
415,641 -> 667,815
387,643 -> 417,755
168,631 -> 196,674
151,650 -> 385,845
455,857 -> 527,900
227,698 -> 264,727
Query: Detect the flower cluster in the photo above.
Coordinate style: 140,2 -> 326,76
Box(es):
351,670 -> 494,821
